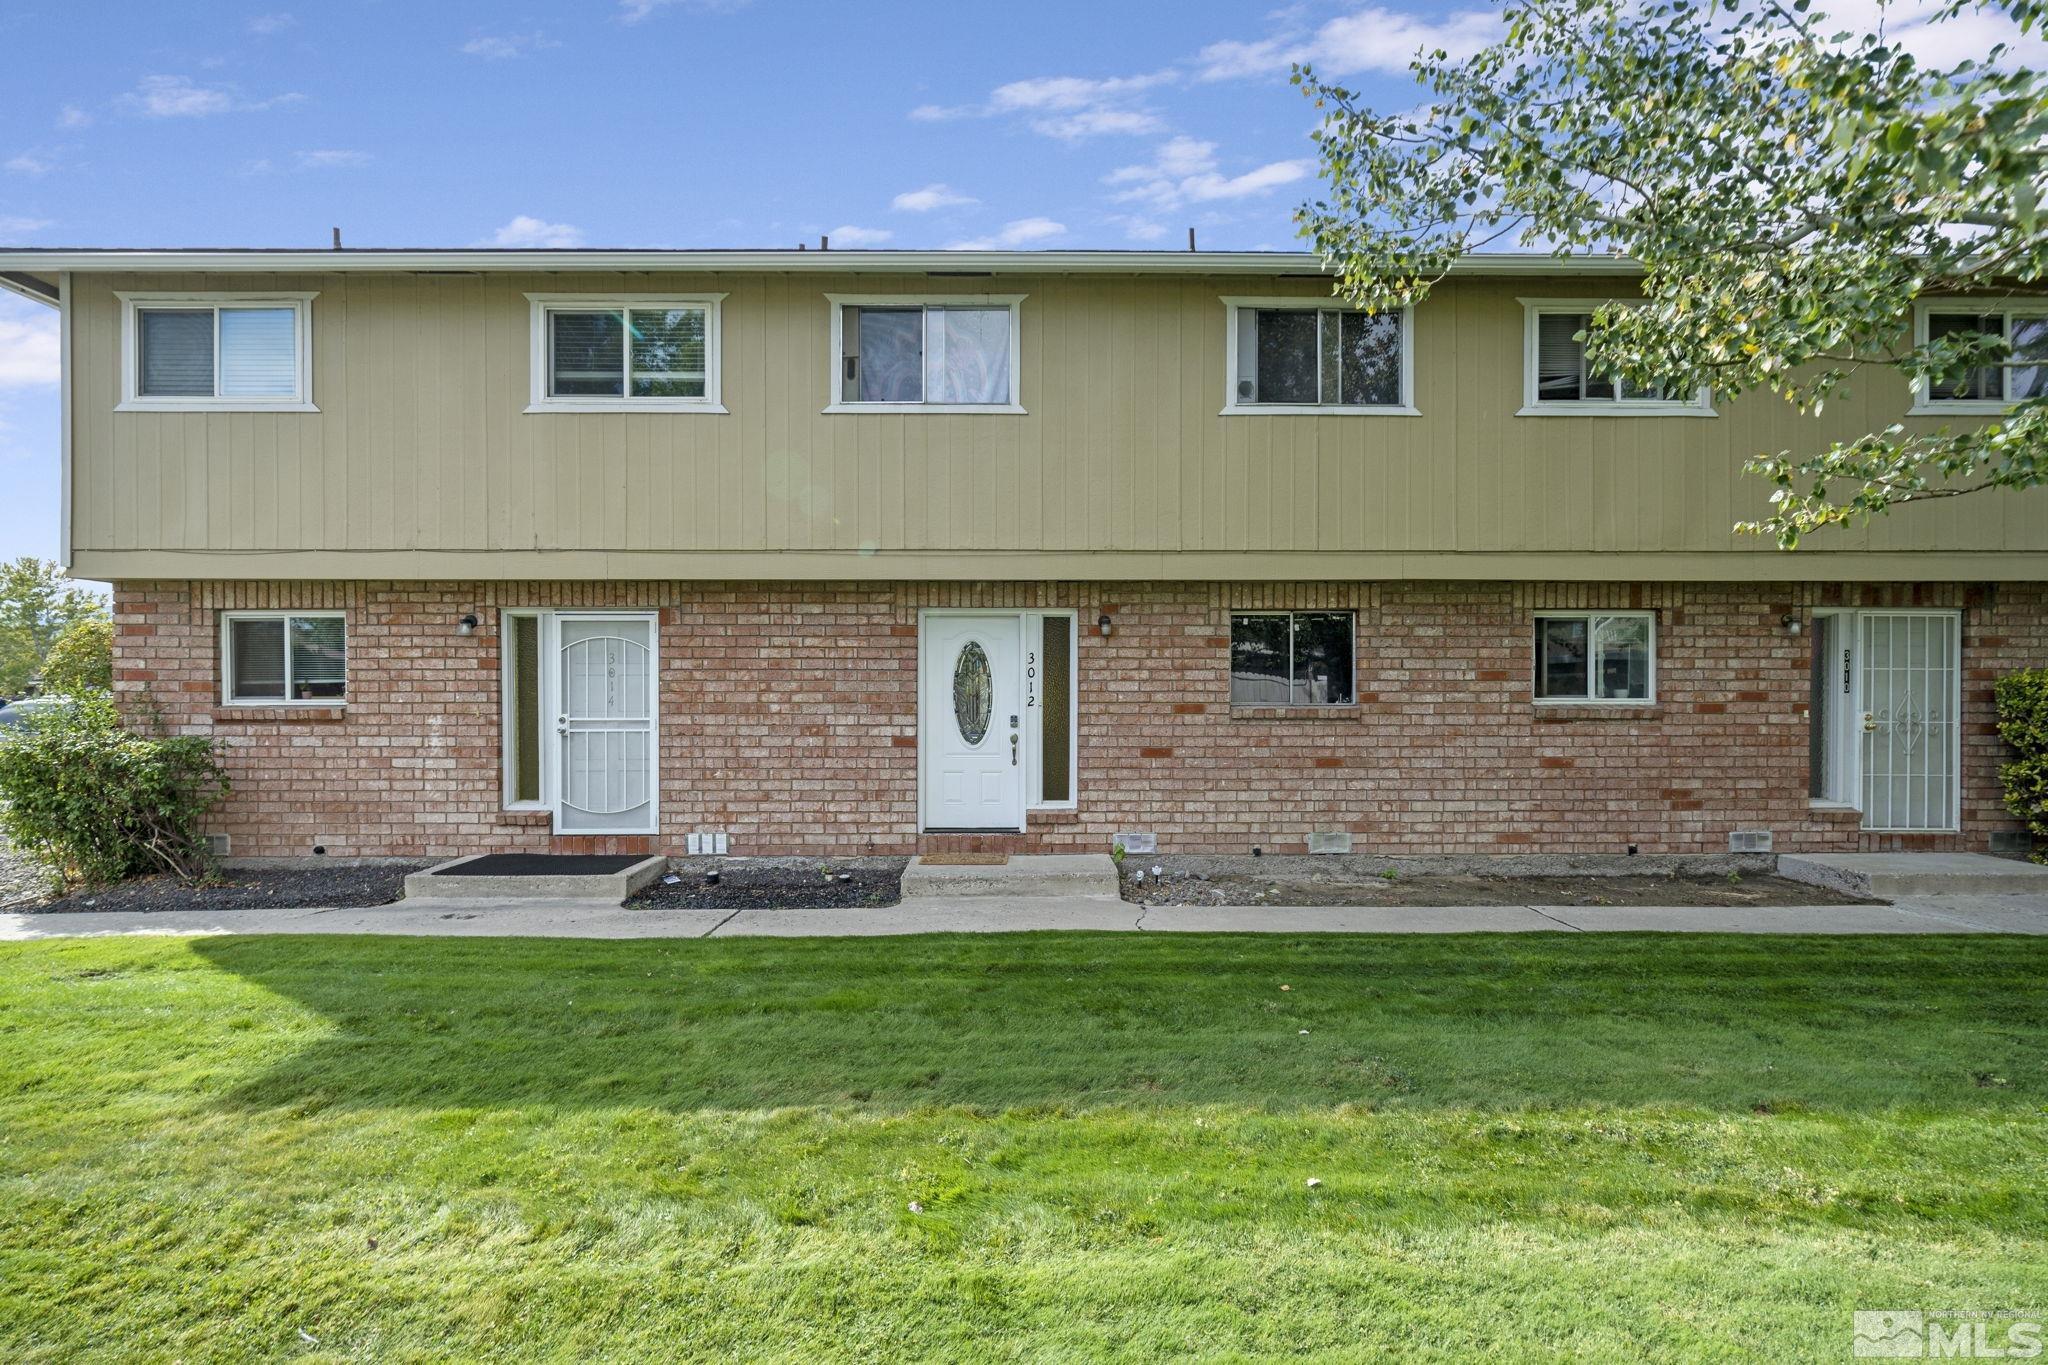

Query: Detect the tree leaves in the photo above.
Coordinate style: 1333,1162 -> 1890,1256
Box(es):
1296,0 -> 2048,546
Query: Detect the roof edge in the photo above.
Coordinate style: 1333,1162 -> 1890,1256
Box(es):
0,248 -> 1645,277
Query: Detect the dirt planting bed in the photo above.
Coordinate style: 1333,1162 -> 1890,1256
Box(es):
22,862 -> 431,914
1119,854 -> 1879,908
628,856 -> 908,910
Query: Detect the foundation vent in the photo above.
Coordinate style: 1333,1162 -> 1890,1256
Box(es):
1728,829 -> 1774,854
1306,831 -> 1354,855
1114,831 -> 1157,855
1989,831 -> 2034,854
685,832 -> 730,856
205,834 -> 231,858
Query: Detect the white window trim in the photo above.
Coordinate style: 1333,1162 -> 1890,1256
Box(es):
1228,609 -> 1360,708
1518,299 -> 1715,417
1220,297 -> 1418,416
1909,296 -> 2048,415
1532,610 -> 1658,705
1024,609 -> 1079,811
500,609 -> 548,811
220,609 -> 346,707
824,293 -> 1027,415
117,292 -> 318,413
524,293 -> 728,414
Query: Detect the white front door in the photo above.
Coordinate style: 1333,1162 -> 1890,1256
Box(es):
1857,610 -> 1961,832
922,613 -> 1025,831
555,613 -> 657,835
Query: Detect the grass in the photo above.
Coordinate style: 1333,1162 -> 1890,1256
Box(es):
1,932 -> 2044,1361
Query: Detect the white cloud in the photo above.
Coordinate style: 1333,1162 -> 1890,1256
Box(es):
1106,137 -> 1312,210
121,75 -> 301,118
55,105 -> 91,130
248,12 -> 295,35
460,31 -> 558,60
1810,0 -> 2048,66
891,183 -> 979,213
0,216 -> 53,238
5,151 -> 53,176
0,300 -> 60,387
1197,7 -> 1501,80
916,68 -> 1177,140
826,224 -> 894,247
1029,109 -> 1165,140
1110,215 -> 1170,243
294,149 -> 370,170
947,216 -> 1067,250
481,215 -> 586,248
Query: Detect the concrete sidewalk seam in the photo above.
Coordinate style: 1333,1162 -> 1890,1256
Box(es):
699,908 -> 746,938
1525,906 -> 1585,931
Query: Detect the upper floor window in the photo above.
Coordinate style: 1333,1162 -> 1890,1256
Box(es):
525,294 -> 726,413
1914,301 -> 2048,412
118,292 -> 316,412
825,295 -> 1023,414
1520,301 -> 1712,417
1222,298 -> 1414,415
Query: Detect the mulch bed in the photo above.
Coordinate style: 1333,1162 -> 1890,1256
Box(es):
1122,855 -> 1879,908
628,856 -> 907,910
25,862 -> 431,915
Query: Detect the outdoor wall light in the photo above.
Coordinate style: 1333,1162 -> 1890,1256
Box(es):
1780,613 -> 1802,636
457,613 -> 480,636
1097,613 -> 1114,637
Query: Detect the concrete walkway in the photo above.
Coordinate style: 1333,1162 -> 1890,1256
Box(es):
5,892 -> 2048,940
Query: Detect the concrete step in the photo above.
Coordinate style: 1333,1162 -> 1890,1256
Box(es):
404,853 -> 668,905
900,853 -> 1120,899
1778,852 -> 2048,898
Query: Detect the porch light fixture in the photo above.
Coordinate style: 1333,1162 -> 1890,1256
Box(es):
1780,613 -> 1802,636
457,613 -> 479,636
1097,614 -> 1114,637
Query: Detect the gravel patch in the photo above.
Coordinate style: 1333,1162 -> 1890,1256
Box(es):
1122,854 -> 1879,908
0,840 -> 56,909
21,861 -> 430,915
629,856 -> 907,910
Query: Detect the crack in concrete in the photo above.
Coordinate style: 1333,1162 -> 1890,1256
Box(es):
1523,905 -> 1584,931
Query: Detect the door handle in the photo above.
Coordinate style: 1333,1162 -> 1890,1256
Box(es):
1862,711 -> 1878,732
1010,733 -> 1019,766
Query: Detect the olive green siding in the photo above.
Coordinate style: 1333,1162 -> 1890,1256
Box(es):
65,270 -> 2048,581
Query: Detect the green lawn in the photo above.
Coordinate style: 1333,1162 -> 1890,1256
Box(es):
1,932 -> 2044,1361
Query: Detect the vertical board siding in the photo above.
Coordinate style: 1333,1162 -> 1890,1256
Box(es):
69,270 -> 2048,561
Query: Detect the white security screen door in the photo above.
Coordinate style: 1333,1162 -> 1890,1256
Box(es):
922,613 -> 1025,830
1857,611 -> 1960,832
555,614 -> 656,835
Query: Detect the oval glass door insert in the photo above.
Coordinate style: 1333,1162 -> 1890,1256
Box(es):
953,641 -> 993,745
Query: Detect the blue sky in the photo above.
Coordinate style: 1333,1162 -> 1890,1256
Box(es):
0,0 -> 1509,573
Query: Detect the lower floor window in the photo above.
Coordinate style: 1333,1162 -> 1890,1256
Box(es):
1534,612 -> 1654,702
1030,613 -> 1073,803
503,611 -> 543,805
1230,611 -> 1356,705
223,612 -> 346,702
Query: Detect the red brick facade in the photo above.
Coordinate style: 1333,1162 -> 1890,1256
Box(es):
111,579 -> 2044,859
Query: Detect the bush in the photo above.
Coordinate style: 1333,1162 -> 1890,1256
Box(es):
0,695 -> 229,886
1994,668 -> 2048,863
38,617 -> 112,695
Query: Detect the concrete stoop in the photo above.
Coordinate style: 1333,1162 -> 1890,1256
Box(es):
1778,851 -> 2048,899
403,854 -> 668,907
900,853 -> 1121,900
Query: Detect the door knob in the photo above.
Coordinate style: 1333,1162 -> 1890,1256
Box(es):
1862,711 -> 1878,732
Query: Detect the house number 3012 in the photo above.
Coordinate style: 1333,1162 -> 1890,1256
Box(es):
1025,650 -> 1038,708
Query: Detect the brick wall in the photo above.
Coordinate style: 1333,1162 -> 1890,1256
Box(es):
111,579 -> 2045,858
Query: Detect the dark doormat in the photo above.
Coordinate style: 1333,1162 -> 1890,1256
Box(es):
434,854 -> 648,877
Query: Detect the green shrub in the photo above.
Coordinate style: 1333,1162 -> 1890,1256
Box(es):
0,695 -> 229,887
1994,668 -> 2048,863
38,617 -> 113,695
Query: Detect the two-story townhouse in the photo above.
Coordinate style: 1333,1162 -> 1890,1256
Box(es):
1,246 -> 2042,861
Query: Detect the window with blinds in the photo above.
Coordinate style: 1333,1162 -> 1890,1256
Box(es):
223,613 -> 346,704
124,295 -> 312,407
528,295 -> 723,409
1524,304 -> 1704,412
